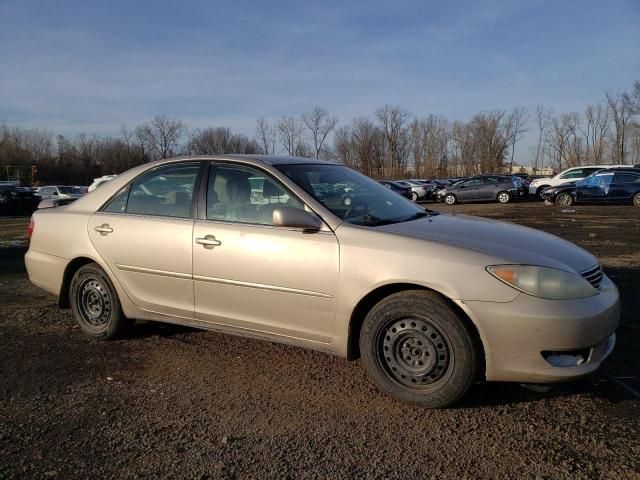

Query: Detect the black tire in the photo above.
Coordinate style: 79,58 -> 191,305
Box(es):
633,192 -> 640,207
496,191 -> 511,204
536,185 -> 550,198
70,263 -> 129,340
359,290 -> 480,408
444,193 -> 457,205
556,192 -> 574,207
411,191 -> 418,201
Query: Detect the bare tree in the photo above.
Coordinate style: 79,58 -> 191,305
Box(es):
606,91 -> 633,164
189,127 -> 260,155
255,117 -> 276,155
277,116 -> 306,156
136,115 -> 185,159
376,105 -> 411,176
301,107 -> 338,159
533,106 -> 554,173
504,106 -> 529,172
581,104 -> 610,163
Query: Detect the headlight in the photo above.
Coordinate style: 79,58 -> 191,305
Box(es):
486,265 -> 597,300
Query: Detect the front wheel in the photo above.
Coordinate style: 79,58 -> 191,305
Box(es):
70,263 -> 129,340
556,192 -> 574,206
633,192 -> 640,206
444,194 -> 457,205
497,191 -> 511,204
411,191 -> 418,201
359,290 -> 480,408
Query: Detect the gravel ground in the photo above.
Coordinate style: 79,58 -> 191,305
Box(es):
1,202 -> 639,479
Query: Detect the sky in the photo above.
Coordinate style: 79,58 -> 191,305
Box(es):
1,0 -> 639,161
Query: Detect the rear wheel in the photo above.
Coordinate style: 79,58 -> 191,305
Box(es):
633,193 -> 640,206
497,191 -> 511,204
411,191 -> 418,201
359,290 -> 480,408
556,192 -> 574,206
70,263 -> 129,339
444,193 -> 457,205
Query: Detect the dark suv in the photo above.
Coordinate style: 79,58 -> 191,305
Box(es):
441,175 -> 523,205
542,168 -> 640,206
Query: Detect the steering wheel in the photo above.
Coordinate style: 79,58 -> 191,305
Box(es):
344,196 -> 369,219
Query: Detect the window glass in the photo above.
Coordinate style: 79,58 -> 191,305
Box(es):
464,178 -> 482,187
482,176 -> 499,185
613,173 -> 639,183
561,169 -> 584,179
581,173 -> 613,189
126,164 -> 199,218
103,187 -> 130,213
276,164 -> 425,226
207,165 -> 304,225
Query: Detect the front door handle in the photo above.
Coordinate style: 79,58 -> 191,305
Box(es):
94,224 -> 113,236
195,235 -> 222,249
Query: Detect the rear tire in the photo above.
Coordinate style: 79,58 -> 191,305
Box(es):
497,191 -> 511,204
556,192 -> 574,206
70,263 -> 129,340
359,290 -> 479,408
633,192 -> 640,207
411,192 -> 418,201
444,194 -> 457,205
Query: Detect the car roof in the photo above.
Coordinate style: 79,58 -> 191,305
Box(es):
170,154 -> 337,166
597,167 -> 640,173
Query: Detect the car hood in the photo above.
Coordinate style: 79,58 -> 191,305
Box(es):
375,213 -> 597,273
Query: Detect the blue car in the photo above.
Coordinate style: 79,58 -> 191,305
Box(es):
542,168 -> 640,206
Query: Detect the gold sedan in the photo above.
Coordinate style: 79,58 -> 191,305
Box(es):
25,155 -> 619,407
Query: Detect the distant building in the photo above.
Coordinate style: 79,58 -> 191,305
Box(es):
508,165 -> 555,176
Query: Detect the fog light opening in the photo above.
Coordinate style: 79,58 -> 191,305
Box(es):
542,349 -> 590,368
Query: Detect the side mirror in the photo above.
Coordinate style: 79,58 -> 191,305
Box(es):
272,207 -> 323,231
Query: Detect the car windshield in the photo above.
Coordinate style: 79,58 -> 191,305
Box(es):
275,164 -> 433,226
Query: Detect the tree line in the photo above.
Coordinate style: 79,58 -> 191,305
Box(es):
1,81 -> 638,185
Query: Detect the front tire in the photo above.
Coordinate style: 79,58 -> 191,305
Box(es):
70,263 -> 128,340
556,192 -> 574,206
411,191 -> 418,201
497,191 -> 511,204
444,193 -> 457,205
359,290 -> 480,408
633,192 -> 640,207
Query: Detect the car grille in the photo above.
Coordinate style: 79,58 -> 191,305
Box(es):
581,265 -> 604,289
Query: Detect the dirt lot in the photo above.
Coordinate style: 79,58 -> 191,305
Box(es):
1,203 -> 639,479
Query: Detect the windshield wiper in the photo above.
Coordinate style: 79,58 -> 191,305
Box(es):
401,210 -> 439,222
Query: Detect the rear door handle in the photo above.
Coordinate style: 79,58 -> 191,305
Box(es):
94,224 -> 113,236
195,235 -> 222,249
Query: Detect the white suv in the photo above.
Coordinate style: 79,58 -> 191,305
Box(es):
529,165 -> 628,197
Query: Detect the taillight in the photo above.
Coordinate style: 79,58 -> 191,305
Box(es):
27,216 -> 35,238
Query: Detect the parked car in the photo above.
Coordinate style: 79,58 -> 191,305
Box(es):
378,180 -> 413,199
542,168 -> 640,206
440,175 -> 523,205
529,165 -> 629,198
396,180 -> 429,201
25,155 -> 618,408
36,185 -> 84,201
88,175 -> 118,192
0,184 -> 40,215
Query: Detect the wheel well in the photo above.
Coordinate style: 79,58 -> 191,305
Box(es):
58,257 -> 95,308
346,284 -> 486,380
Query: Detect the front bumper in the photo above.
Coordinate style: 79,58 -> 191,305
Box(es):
459,274 -> 619,383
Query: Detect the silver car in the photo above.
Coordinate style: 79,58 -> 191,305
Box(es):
25,155 -> 619,408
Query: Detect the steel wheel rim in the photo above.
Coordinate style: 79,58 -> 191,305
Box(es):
376,317 -> 451,389
498,193 -> 509,203
76,278 -> 111,327
558,193 -> 571,206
